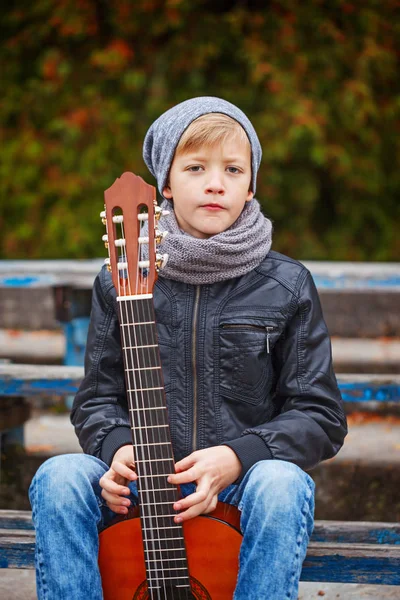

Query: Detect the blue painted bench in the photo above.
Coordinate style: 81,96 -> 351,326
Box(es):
1,367 -> 400,584
0,364 -> 399,453
1,510 -> 399,584
0,364 -> 399,403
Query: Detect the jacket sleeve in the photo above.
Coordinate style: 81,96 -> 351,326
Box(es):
224,269 -> 348,481
70,267 -> 132,465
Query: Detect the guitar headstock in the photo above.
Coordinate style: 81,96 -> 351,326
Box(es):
101,172 -> 169,297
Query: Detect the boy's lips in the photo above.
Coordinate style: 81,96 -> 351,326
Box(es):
201,203 -> 225,210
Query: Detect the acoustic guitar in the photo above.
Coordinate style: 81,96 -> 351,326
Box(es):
98,172 -> 242,600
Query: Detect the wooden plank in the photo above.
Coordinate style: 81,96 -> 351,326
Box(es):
0,530 -> 35,569
0,259 -> 103,290
0,259 -> 399,290
1,511 -> 398,545
302,542 -> 400,584
0,511 -> 33,530
1,364 -> 400,401
0,364 -> 84,396
1,514 -> 400,584
337,374 -> 400,403
313,520 -> 400,545
1,530 -> 400,584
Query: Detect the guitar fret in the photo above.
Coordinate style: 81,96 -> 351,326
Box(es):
144,557 -> 187,562
132,425 -> 169,430
127,387 -> 164,392
125,366 -> 162,371
176,586 -> 191,588
120,321 -> 155,326
147,566 -> 187,572
128,344 -> 158,349
142,525 -> 180,530
147,576 -> 188,581
140,513 -> 178,516
135,438 -> 171,448
143,536 -> 184,552
137,458 -> 173,463
129,407 -> 166,412
145,547 -> 186,553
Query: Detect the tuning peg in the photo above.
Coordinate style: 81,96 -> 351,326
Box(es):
100,211 -> 106,225
138,260 -> 150,269
117,262 -> 128,270
155,207 -> 170,221
138,231 -> 168,245
114,238 -> 126,247
104,258 -> 112,272
156,253 -> 169,270
102,234 -> 109,249
112,215 -> 124,223
138,213 -> 148,222
156,230 -> 169,244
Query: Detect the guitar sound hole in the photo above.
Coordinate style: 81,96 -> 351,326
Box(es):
148,585 -> 196,600
134,577 -> 210,599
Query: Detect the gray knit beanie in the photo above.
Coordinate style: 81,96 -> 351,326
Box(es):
143,96 -> 262,198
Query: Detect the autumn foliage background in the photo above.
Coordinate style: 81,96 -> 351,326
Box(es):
1,0 -> 399,261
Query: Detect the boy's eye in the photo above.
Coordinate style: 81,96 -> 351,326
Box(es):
227,167 -> 240,174
188,166 -> 204,172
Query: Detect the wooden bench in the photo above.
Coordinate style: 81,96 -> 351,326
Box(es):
0,365 -> 400,584
0,259 -> 399,585
0,365 -> 399,451
0,363 -> 399,403
1,510 -> 399,584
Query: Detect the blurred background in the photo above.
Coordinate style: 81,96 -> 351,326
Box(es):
1,0 -> 399,262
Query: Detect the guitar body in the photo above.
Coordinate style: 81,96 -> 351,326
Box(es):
99,502 -> 242,600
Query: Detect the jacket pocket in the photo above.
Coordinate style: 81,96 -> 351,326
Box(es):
219,324 -> 274,406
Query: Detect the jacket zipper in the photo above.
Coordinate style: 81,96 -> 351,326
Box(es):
221,324 -> 274,354
192,286 -> 201,452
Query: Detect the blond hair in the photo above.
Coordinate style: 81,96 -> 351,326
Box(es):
175,113 -> 251,155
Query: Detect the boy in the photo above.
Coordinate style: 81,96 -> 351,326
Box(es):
29,97 -> 347,599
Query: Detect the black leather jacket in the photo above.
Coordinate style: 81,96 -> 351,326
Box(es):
71,250 -> 347,480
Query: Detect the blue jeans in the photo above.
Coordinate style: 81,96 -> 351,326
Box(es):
29,454 -> 315,599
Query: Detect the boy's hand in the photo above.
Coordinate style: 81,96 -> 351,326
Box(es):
99,445 -> 137,514
168,446 -> 242,523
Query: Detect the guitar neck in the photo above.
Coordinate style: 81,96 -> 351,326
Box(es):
117,294 -> 175,493
116,294 -> 191,590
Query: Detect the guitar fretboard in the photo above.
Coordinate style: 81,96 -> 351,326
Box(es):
117,295 -> 191,593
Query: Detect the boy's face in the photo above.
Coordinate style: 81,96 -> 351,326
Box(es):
162,136 -> 254,239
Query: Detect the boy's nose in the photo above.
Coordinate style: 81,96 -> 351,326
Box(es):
205,174 -> 225,195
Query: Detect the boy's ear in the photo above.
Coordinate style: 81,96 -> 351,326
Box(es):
163,185 -> 173,199
246,190 -> 254,202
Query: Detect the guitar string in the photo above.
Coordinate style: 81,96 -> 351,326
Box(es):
133,211 -> 166,594
140,287 -> 189,599
136,293 -> 168,600
118,206 -> 189,599
138,209 -> 189,599
118,214 -> 166,597
140,211 -> 186,598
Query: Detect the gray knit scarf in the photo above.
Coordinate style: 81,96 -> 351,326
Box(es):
153,198 -> 273,285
